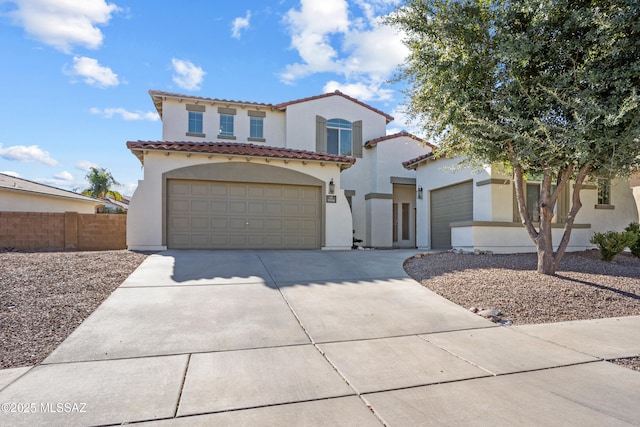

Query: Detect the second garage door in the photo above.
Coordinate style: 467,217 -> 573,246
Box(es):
430,181 -> 473,249
167,180 -> 321,249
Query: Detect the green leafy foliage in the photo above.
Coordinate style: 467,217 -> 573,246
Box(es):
82,167 -> 123,201
589,230 -> 638,262
624,222 -> 640,257
386,0 -> 640,274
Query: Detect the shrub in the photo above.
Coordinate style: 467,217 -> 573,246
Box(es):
624,222 -> 640,257
590,230 -> 638,262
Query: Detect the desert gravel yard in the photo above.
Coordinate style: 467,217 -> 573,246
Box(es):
405,249 -> 640,371
0,250 -> 147,369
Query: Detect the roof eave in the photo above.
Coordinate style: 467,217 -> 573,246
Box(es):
126,143 -> 355,170
0,186 -> 102,205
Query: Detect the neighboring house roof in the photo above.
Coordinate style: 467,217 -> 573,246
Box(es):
104,195 -> 130,211
275,90 -> 395,124
126,141 -> 356,169
403,152 -> 436,170
149,89 -> 395,124
364,131 -> 436,149
148,90 -> 274,119
0,172 -> 101,204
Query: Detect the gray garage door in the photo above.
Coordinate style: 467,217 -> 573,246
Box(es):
431,181 -> 473,249
167,180 -> 321,249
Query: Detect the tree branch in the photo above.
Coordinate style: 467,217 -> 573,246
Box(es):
553,163 -> 591,271
508,141 -> 538,240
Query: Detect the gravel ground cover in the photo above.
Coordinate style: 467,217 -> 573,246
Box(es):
0,250 -> 147,369
404,249 -> 640,371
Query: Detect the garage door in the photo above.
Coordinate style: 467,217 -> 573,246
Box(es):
167,180 -> 321,249
430,181 -> 473,249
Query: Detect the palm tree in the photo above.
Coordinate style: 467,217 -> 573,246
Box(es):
82,167 -> 123,201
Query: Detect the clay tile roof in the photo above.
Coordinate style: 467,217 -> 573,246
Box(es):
148,90 -> 274,118
126,141 -> 356,168
364,131 -> 436,149
149,89 -> 394,123
403,152 -> 435,170
275,90 -> 395,124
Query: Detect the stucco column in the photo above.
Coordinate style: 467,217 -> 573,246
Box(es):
365,193 -> 393,248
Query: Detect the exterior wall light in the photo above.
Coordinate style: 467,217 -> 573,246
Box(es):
329,178 -> 335,194
417,185 -> 423,199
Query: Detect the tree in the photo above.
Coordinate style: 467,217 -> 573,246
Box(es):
387,0 -> 640,274
82,167 -> 123,201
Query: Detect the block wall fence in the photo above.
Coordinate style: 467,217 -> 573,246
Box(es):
0,212 -> 126,251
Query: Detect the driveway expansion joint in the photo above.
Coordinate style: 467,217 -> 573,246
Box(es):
174,353 -> 191,418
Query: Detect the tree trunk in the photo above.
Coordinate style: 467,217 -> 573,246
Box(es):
551,165 -> 590,272
536,169 -> 558,274
507,143 -> 590,275
537,243 -> 555,274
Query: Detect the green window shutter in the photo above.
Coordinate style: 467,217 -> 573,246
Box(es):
352,120 -> 362,158
316,115 -> 327,153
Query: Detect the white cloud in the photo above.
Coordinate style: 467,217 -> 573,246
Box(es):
171,58 -> 206,91
90,107 -> 159,121
76,160 -> 99,171
0,171 -> 21,178
0,143 -> 59,166
69,56 -> 119,87
231,10 -> 251,39
386,105 -> 428,139
7,0 -> 120,53
281,0 -> 408,101
341,20 -> 408,80
54,170 -> 74,181
122,182 -> 138,197
281,0 -> 350,81
323,80 -> 394,101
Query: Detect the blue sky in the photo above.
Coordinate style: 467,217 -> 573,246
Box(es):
0,0 -> 413,196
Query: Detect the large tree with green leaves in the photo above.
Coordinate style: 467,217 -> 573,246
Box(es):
387,0 -> 640,274
82,167 -> 123,201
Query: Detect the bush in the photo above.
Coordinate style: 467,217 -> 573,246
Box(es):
624,222 -> 640,257
590,230 -> 638,262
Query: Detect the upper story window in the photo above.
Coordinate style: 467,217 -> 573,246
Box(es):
248,110 -> 266,141
218,107 -> 237,139
250,117 -> 263,138
188,112 -> 203,134
186,104 -> 205,137
315,115 -> 363,158
220,115 -> 234,136
327,118 -> 352,156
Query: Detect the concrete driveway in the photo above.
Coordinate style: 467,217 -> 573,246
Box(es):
1,250 -> 639,426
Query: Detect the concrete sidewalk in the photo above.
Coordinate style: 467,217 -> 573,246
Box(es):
0,250 -> 639,426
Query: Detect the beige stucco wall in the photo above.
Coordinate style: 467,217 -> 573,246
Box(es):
0,189 -> 98,213
414,156 -> 492,249
127,151 -> 352,250
160,99 -> 286,145
415,156 -> 639,253
346,135 -> 429,247
283,95 -> 387,152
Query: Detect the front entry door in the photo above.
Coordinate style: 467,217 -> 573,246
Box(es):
392,184 -> 416,248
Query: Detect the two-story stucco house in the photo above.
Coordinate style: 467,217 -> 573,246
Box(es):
126,90 -> 432,251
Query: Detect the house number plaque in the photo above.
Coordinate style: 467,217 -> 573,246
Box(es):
326,195 -> 337,203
